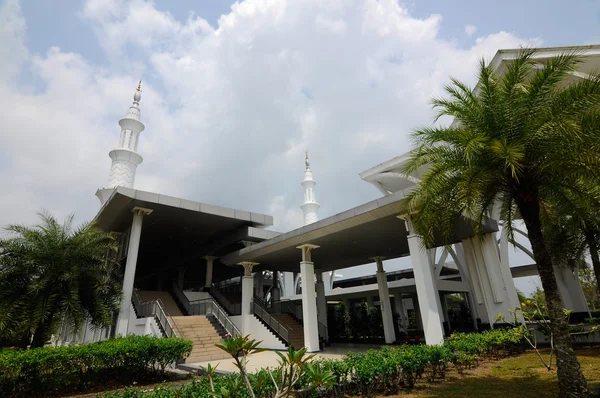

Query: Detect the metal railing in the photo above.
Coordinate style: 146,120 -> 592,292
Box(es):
210,286 -> 242,315
271,298 -> 328,342
132,289 -> 182,338
252,296 -> 292,345
215,277 -> 242,290
172,283 -> 242,338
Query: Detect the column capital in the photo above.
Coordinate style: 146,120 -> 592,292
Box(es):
203,255 -> 218,262
370,256 -> 386,272
132,206 -> 153,216
397,214 -> 416,235
316,272 -> 324,282
239,261 -> 259,276
297,243 -> 320,262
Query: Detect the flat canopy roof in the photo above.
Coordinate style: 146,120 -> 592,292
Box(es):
93,187 -> 278,285
95,186 -> 273,233
221,189 -> 498,273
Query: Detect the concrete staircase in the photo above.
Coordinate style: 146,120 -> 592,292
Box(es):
137,290 -> 183,316
171,315 -> 230,363
271,313 -> 305,350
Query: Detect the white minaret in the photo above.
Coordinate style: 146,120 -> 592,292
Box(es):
96,81 -> 145,205
301,151 -> 319,225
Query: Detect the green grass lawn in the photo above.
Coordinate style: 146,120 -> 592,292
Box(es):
404,348 -> 600,398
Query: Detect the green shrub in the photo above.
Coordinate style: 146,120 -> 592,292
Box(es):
90,328 -> 527,398
0,335 -> 192,397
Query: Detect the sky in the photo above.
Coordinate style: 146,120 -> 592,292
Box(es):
2,0 -> 599,295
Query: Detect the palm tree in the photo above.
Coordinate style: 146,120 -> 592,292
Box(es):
403,49 -> 600,397
0,212 -> 122,348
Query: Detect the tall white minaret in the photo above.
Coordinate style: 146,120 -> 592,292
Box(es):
96,81 -> 145,205
301,151 -> 319,225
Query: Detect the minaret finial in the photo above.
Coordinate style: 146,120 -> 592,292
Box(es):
133,80 -> 142,103
305,150 -> 310,170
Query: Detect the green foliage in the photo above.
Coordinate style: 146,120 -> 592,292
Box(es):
331,302 -> 350,340
0,212 -> 123,347
402,48 -> 600,396
580,268 -> 600,310
0,335 -> 192,397
445,328 -> 524,358
100,328 -> 525,398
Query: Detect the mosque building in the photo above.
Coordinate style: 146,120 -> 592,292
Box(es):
55,44 -> 594,361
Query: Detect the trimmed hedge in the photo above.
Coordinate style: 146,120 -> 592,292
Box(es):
100,328 -> 525,398
0,335 -> 192,397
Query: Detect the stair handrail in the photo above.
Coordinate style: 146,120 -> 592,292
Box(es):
252,295 -> 291,345
132,289 -> 183,338
272,298 -> 328,342
172,283 -> 242,338
210,286 -> 241,315
215,276 -> 241,290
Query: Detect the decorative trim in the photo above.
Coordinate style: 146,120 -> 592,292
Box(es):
238,261 -> 259,276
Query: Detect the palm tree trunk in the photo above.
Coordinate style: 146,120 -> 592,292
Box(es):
584,228 -> 600,298
518,197 -> 588,397
30,315 -> 54,349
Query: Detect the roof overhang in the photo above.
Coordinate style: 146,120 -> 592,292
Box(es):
221,189 -> 498,272
94,186 -> 273,233
92,187 -> 278,277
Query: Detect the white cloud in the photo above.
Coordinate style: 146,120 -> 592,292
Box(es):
268,195 -> 304,231
0,0 -> 539,238
465,24 -> 477,37
0,0 -> 27,80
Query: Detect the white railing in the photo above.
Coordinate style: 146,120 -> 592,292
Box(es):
172,283 -> 242,338
132,289 -> 182,338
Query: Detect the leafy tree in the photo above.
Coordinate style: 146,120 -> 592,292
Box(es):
0,212 -> 122,348
403,49 -> 600,397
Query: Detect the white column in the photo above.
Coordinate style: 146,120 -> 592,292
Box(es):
315,271 -> 328,342
204,256 -> 215,290
403,217 -> 444,345
116,207 -> 153,336
298,244 -> 320,352
555,264 -> 590,314
462,234 -> 522,325
464,292 -> 479,330
283,271 -> 295,297
239,262 -> 258,335
374,257 -> 396,344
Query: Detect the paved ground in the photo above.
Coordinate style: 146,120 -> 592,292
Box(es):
182,343 -> 384,373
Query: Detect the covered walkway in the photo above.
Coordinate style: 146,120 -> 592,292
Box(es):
221,188 -> 514,349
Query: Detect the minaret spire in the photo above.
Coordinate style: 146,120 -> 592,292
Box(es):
96,81 -> 146,205
301,150 -> 319,225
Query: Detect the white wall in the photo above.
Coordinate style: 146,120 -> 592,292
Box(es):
127,303 -> 162,337
229,315 -> 287,350
128,316 -> 162,337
